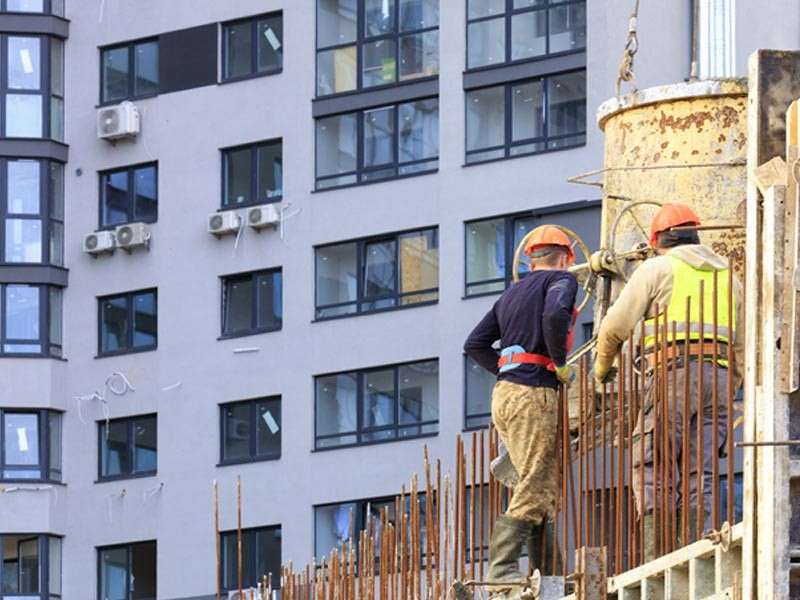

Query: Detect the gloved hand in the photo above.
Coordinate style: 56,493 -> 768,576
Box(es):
554,364 -> 576,387
594,359 -> 618,384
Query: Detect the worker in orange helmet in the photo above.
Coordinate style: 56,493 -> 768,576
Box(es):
463,225 -> 578,588
594,202 -> 743,559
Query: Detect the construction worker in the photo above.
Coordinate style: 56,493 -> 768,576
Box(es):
463,225 -> 577,585
594,202 -> 743,557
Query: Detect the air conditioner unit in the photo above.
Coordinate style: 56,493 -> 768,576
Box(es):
83,230 -> 116,256
115,222 -> 150,251
97,101 -> 140,140
208,211 -> 242,237
247,204 -> 280,231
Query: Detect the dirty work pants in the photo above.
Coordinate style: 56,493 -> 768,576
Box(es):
491,380 -> 559,524
631,361 -> 729,516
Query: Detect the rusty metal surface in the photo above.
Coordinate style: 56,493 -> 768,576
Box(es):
573,547 -> 606,600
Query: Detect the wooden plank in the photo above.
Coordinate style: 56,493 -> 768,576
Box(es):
781,102 -> 800,394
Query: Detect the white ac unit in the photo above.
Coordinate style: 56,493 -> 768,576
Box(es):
208,211 -> 242,237
97,101 -> 140,140
247,204 -> 280,231
83,230 -> 116,255
115,222 -> 150,251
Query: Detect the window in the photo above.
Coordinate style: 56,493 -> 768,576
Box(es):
316,98 -> 439,189
221,269 -> 282,337
315,359 -> 439,449
1,159 -> 64,266
464,356 -> 495,430
220,397 -> 281,464
101,39 -> 159,103
466,70 -> 585,163
467,0 -> 585,69
220,526 -> 281,590
0,535 -> 62,598
98,541 -> 156,600
98,289 -> 157,357
0,284 -> 62,357
99,163 -> 157,229
0,0 -> 64,15
222,140 -> 282,208
223,12 -> 283,81
316,0 -> 439,97
1,409 -> 61,481
315,227 -> 438,319
1,35 -> 63,140
98,414 -> 157,480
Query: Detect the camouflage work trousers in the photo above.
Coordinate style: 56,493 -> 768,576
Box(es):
491,380 -> 560,524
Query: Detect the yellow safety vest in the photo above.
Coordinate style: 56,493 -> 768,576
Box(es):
642,255 -> 733,367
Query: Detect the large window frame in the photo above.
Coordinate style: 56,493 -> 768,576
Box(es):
219,396 -> 281,466
98,162 -> 158,230
97,541 -> 156,600
221,139 -> 283,209
99,38 -> 159,104
0,0 -> 65,15
0,409 -> 61,482
219,525 -> 281,591
0,534 -> 62,598
314,226 -> 439,320
97,288 -> 157,358
220,268 -> 282,339
463,355 -> 495,431
314,358 -> 440,450
221,12 -> 284,83
97,413 -> 157,482
0,283 -> 62,358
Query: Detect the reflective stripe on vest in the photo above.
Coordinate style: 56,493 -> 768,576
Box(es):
642,255 -> 734,366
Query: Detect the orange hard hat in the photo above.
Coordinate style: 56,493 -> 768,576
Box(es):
524,225 -> 575,265
649,203 -> 701,247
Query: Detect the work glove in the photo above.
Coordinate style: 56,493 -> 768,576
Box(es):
554,364 -> 576,387
594,359 -> 618,384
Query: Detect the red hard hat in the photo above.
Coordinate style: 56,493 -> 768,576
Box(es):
649,203 -> 701,247
524,225 -> 575,265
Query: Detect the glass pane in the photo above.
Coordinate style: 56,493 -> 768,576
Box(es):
514,0 -> 545,6
51,0 -> 64,16
101,170 -> 130,227
223,147 -> 252,207
548,71 -> 586,136
256,271 -> 281,330
6,94 -> 42,137
363,39 -> 396,87
466,85 -> 505,151
5,219 -> 43,263
48,411 -> 62,481
315,243 -> 357,310
51,38 -> 64,96
317,46 -> 357,96
510,140 -> 545,156
256,399 -> 281,458
6,0 -> 44,11
399,30 -> 439,80
130,542 -> 157,600
221,532 -> 254,589
512,216 -> 537,274
49,162 -> 64,219
134,41 -> 158,97
100,296 -> 128,353
316,113 -> 357,177
102,420 -> 129,477
134,165 -> 158,222
4,413 -> 39,467
48,287 -> 62,349
399,0 -> 439,30
550,1 -> 586,53
315,174 -> 357,191
315,373 -> 358,439
512,79 -> 544,141
315,503 -> 357,557
224,277 -> 253,334
399,229 -> 438,300
363,369 -> 395,430
50,96 -> 63,142
102,46 -> 129,103
399,99 -> 438,163
317,0 -> 357,47
466,356 -> 495,422
467,17 -> 505,68
8,37 -> 41,90
511,10 -> 547,61
255,528 -> 281,588
364,107 -> 395,167
399,361 -> 438,430
223,403 -> 251,461
363,239 -> 397,304
468,0 -> 504,19
466,218 -> 505,286
258,16 -> 283,72
365,0 -> 395,36
225,21 -> 252,78
100,547 -> 127,600
8,160 -> 40,214
18,538 -> 39,593
257,142 -> 283,202
133,291 -> 157,348
49,537 -> 62,595
134,416 -> 157,473
6,286 -> 39,341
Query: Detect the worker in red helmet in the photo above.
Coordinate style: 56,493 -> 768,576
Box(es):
463,224 -> 577,586
594,202 -> 743,559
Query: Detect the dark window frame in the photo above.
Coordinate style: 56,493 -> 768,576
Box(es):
219,524 -> 281,591
97,288 -> 158,358
221,11 -> 284,83
96,540 -> 157,600
220,139 -> 283,209
97,162 -> 159,230
220,268 -> 282,339
218,396 -> 282,466
463,355 -> 494,431
314,97 -> 439,191
97,413 -> 158,482
314,358 -> 440,450
465,0 -> 586,72
464,69 -> 586,165
99,37 -> 159,105
0,534 -> 61,598
0,283 -> 62,358
0,408 -> 62,483
314,226 -> 439,320
0,0 -> 63,14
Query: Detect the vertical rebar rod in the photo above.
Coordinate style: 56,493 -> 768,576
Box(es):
423,446 -> 432,594
453,437 -> 460,581
683,297 -> 692,547
626,336 -> 636,570
638,318 -> 646,566
460,444 -> 467,582
616,349 -> 625,573
561,386 -> 568,575
443,475 -> 450,592
671,319 -> 679,554
590,375 -> 597,548
712,270 -> 720,531
436,458 -> 442,578
479,430 -> 485,581
470,431 -> 477,581
653,305 -> 662,558
601,375 -> 607,552
609,359 -> 617,573
660,314 -> 669,555
579,355 -> 586,550
238,475 -> 243,600
726,257 -> 735,525
697,279 -> 706,538
214,480 -> 221,600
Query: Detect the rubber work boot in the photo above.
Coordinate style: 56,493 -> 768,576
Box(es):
526,521 -> 560,575
490,441 -> 520,488
487,515 -> 532,583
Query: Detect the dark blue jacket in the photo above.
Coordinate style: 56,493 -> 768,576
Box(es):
463,270 -> 578,389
